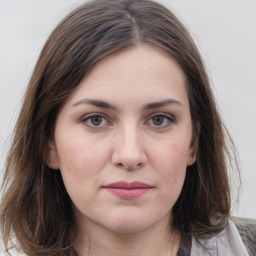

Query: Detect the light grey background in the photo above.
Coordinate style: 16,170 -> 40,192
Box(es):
0,0 -> 255,237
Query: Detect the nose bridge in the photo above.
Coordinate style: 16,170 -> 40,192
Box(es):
112,120 -> 147,169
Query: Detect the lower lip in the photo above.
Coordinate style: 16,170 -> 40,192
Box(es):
104,187 -> 152,199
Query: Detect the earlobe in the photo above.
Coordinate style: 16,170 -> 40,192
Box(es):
187,125 -> 200,166
46,141 -> 60,170
187,142 -> 198,166
187,153 -> 196,166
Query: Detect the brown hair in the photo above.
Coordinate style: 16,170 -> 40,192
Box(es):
1,0 -> 239,255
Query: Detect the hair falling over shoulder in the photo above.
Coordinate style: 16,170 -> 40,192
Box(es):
0,0 -> 240,255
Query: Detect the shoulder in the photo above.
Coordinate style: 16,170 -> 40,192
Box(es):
191,218 -> 250,256
232,216 -> 256,256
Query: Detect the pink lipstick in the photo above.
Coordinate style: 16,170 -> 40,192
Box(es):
103,181 -> 153,199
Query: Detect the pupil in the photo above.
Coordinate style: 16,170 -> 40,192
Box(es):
92,116 -> 102,125
153,116 -> 164,125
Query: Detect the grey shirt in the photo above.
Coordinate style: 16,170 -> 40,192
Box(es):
191,219 -> 249,255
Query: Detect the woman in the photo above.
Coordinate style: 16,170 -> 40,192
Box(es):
0,0 -> 249,255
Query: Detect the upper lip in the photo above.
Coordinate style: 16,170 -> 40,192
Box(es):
103,181 -> 153,189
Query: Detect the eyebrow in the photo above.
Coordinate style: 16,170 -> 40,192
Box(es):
72,98 -> 183,110
72,99 -> 118,110
142,99 -> 183,110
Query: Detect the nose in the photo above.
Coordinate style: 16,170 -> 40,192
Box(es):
111,124 -> 147,170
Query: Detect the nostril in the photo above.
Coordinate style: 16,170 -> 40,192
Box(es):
111,136 -> 148,170
117,162 -> 144,170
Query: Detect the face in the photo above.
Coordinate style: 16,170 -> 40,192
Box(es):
47,44 -> 196,236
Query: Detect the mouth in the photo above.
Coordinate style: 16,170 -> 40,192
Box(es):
102,181 -> 153,199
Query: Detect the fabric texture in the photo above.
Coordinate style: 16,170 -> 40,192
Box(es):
191,219 -> 249,256
232,217 -> 256,256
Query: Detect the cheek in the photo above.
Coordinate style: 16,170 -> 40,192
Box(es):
55,138 -> 112,207
56,139 -> 111,206
152,140 -> 190,172
151,141 -> 189,195
57,135 -> 110,177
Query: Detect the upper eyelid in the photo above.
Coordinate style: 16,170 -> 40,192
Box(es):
146,112 -> 176,121
80,114 -> 112,130
80,112 -> 109,121
79,112 -> 176,124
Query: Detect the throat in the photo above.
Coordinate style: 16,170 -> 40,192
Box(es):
75,226 -> 181,256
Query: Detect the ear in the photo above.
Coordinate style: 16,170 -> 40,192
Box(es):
46,141 -> 60,170
187,152 -> 196,166
187,135 -> 199,166
187,142 -> 197,166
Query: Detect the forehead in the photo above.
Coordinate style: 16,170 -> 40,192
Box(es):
64,44 -> 188,108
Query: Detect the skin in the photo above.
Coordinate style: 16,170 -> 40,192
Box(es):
47,44 -> 196,256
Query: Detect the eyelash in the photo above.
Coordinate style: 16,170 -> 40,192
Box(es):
145,113 -> 175,129
80,113 -> 175,129
80,113 -> 111,129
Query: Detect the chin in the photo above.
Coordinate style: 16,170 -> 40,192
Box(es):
102,212 -> 162,235
106,221 -> 151,234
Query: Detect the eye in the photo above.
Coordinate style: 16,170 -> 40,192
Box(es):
80,114 -> 111,128
152,116 -> 165,126
146,113 -> 175,128
90,115 -> 103,126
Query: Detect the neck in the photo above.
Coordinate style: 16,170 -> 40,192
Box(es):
75,214 -> 181,256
